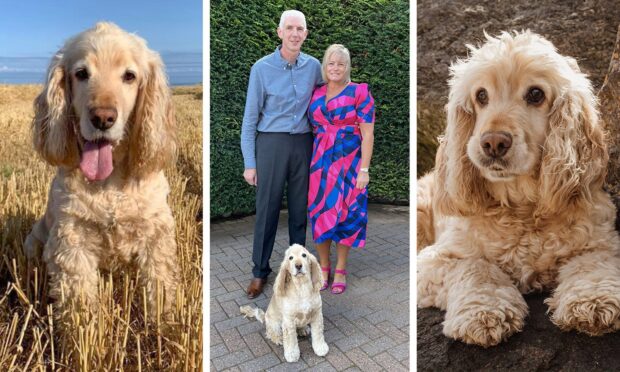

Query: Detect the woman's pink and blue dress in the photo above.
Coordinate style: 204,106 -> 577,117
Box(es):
307,82 -> 375,248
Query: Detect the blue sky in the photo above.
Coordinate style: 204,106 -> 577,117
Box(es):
0,0 -> 202,57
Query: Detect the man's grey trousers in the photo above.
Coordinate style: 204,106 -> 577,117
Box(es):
252,132 -> 313,279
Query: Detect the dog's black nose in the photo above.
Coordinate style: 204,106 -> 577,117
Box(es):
480,131 -> 512,158
89,107 -> 118,131
295,263 -> 302,271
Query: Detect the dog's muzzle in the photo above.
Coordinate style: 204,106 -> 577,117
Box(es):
294,263 -> 305,276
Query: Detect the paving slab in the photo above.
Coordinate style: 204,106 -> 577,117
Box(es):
210,204 -> 410,370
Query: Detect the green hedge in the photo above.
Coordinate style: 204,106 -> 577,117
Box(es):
211,0 -> 409,218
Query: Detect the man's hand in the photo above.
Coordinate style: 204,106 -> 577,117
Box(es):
243,168 -> 257,186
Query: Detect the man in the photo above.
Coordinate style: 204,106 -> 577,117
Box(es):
241,10 -> 322,299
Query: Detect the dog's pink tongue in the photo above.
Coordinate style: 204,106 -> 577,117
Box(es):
79,140 -> 113,181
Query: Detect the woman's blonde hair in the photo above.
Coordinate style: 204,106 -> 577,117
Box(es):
321,44 -> 351,84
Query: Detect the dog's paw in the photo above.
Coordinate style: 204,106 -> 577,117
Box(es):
266,331 -> 282,345
547,295 -> 620,336
312,340 -> 329,356
443,307 -> 526,347
284,345 -> 300,363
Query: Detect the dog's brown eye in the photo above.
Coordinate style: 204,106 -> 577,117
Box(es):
75,68 -> 89,81
526,87 -> 545,105
123,71 -> 136,83
289,256 -> 293,260
476,88 -> 488,105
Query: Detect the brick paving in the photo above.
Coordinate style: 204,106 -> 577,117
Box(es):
210,204 -> 410,371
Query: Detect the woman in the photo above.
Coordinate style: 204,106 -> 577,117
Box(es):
307,44 -> 375,294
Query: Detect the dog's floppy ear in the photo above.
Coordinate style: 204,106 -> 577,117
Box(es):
308,251 -> 323,292
433,95 -> 491,216
273,255 -> 291,297
32,52 -> 79,167
536,76 -> 607,217
129,48 -> 177,178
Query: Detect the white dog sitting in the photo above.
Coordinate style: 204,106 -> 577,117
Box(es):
240,244 -> 329,362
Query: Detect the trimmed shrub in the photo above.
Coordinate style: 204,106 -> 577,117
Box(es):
211,0 -> 409,218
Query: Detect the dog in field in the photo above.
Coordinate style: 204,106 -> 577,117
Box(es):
240,244 -> 329,362
417,31 -> 620,347
24,22 -> 179,316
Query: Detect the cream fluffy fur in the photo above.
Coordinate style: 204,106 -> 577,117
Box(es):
417,31 -> 620,347
24,23 -> 179,316
240,245 -> 329,363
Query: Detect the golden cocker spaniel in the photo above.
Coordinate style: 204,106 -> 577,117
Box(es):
417,31 -> 620,347
24,22 -> 179,315
240,244 -> 329,363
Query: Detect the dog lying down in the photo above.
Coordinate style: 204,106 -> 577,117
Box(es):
240,244 -> 329,363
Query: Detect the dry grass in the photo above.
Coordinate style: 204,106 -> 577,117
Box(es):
0,84 -> 203,370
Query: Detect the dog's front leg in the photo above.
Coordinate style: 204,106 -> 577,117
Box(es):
134,212 -> 180,318
43,222 -> 102,308
281,318 -> 300,362
310,310 -> 329,356
418,247 -> 528,347
547,250 -> 620,335
24,217 -> 48,258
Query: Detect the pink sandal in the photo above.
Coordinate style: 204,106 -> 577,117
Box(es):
320,266 -> 331,291
331,269 -> 347,294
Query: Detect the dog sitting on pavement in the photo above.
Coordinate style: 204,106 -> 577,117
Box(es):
240,244 -> 329,362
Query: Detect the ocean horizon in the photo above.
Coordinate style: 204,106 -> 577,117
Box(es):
0,51 -> 202,86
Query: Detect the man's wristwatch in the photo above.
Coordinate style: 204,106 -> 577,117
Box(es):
360,167 -> 369,173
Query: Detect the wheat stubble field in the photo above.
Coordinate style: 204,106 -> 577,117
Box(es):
0,84 -> 203,370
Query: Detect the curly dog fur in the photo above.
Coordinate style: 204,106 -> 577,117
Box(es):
24,22 -> 179,316
417,31 -> 620,347
240,244 -> 329,362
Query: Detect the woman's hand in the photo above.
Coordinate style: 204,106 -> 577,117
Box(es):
356,171 -> 370,189
357,122 -> 374,190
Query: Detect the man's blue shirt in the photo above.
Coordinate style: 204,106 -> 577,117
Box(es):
241,46 -> 322,169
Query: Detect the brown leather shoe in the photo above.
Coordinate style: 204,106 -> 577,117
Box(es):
247,277 -> 267,299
